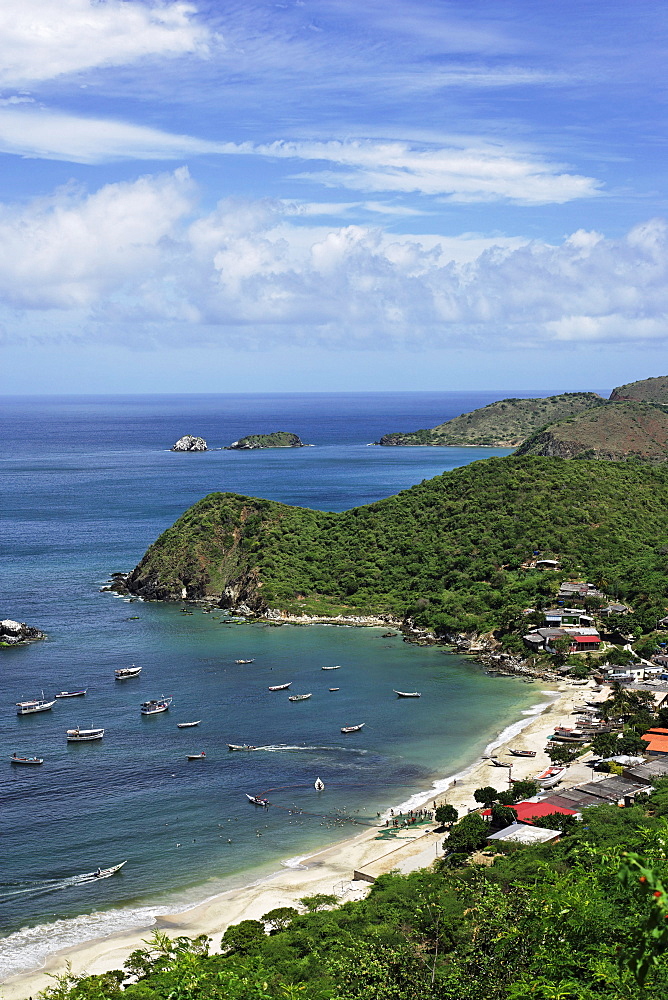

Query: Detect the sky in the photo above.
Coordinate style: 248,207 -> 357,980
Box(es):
1,0 -> 667,394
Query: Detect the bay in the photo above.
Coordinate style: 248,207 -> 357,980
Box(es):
0,391 -> 552,979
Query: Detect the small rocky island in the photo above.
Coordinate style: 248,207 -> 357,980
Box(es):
1,619 -> 47,646
226,432 -> 306,450
171,435 -> 208,452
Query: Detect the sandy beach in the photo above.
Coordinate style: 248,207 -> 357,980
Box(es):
2,680 -> 604,1000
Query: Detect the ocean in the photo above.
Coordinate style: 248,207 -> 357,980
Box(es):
0,390 -> 554,981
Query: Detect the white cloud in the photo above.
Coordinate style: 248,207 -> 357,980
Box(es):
0,108 -> 229,163
0,0 -> 212,86
0,173 -> 665,350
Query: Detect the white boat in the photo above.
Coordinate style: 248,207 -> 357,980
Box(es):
186,752 -> 206,760
140,697 -> 172,715
228,743 -> 257,751
393,690 -> 421,698
67,728 -> 104,741
314,777 -> 325,790
535,766 -> 566,788
246,793 -> 269,806
341,723 -> 365,733
10,754 -> 44,765
235,659 -> 255,664
115,665 -> 142,680
288,693 -> 312,702
177,721 -> 201,728
268,683 -> 292,691
16,694 -> 55,715
82,861 -> 127,881
329,687 -> 340,692
321,665 -> 341,671
55,689 -> 87,699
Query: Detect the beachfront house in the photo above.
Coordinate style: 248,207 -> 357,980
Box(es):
522,626 -> 601,653
487,823 -> 562,845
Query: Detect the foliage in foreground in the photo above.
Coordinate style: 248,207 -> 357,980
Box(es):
38,782 -> 668,1000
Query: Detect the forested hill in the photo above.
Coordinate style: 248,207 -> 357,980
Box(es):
376,392 -> 603,447
516,401 -> 668,461
121,456 -> 668,632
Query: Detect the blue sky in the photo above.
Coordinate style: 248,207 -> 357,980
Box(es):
1,0 -> 667,393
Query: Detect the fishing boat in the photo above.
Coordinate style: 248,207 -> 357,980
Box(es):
67,727 -> 104,741
55,689 -> 87,699
535,766 -> 566,788
186,752 -> 206,760
16,694 -> 55,715
314,777 -> 325,790
177,720 -> 201,728
509,749 -> 537,758
10,754 -> 44,765
321,665 -> 341,671
329,687 -> 340,692
393,690 -> 421,698
235,659 -> 255,664
246,793 -> 269,806
341,723 -> 365,733
488,758 -> 511,767
140,697 -> 172,715
228,743 -> 257,751
115,665 -> 142,680
268,683 -> 292,691
288,693 -> 312,702
84,861 -> 127,880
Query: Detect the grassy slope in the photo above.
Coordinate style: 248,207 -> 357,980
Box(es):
516,402 -> 668,460
126,456 -> 668,626
610,374 -> 668,403
377,392 -> 603,447
228,432 -> 304,449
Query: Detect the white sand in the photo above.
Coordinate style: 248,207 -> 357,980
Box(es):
2,681 -> 603,1000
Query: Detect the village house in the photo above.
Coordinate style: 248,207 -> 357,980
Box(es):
523,626 -> 601,653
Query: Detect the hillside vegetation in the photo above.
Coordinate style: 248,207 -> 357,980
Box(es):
516,401 -> 668,461
122,456 -> 668,632
227,432 -> 305,449
610,374 -> 668,403
376,392 -> 603,447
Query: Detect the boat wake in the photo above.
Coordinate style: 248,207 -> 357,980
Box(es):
0,868 -> 122,901
252,744 -> 368,755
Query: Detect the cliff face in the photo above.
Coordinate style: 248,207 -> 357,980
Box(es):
377,392 -> 603,447
609,375 -> 668,403
516,402 -> 668,461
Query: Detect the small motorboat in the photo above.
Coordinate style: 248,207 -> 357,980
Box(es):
186,752 -> 206,760
321,665 -> 341,671
140,697 -> 172,715
67,728 -> 104,742
288,693 -> 312,702
509,749 -> 537,758
393,690 -> 421,698
534,766 -> 566,788
84,861 -> 127,881
268,683 -> 292,691
228,743 -> 257,751
314,777 -> 325,791
235,659 -> 255,664
329,687 -> 340,692
341,723 -> 365,734
10,754 -> 44,765
115,665 -> 142,680
246,793 -> 269,806
177,721 -> 201,728
16,694 -> 55,715
55,689 -> 87,699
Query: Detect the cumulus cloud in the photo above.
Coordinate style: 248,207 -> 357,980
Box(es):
0,0 -> 212,86
0,172 -> 665,349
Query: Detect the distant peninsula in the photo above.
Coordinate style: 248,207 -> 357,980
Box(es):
226,432 -> 306,450
376,392 -> 603,448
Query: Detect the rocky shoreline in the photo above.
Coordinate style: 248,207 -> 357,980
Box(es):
0,619 -> 47,646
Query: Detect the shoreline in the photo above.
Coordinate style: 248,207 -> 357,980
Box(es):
1,678 -> 602,1000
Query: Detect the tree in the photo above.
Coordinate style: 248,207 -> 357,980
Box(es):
434,804 -> 458,827
510,779 -> 539,801
299,893 -> 338,912
261,906 -> 299,932
444,812 -> 489,855
473,785 -> 499,808
546,744 -> 581,765
590,731 -> 621,758
220,919 -> 266,954
490,803 -> 517,828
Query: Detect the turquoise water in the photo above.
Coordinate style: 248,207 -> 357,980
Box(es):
0,392 -> 547,979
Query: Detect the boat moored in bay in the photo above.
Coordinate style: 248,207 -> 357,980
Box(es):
288,693 -> 312,702
67,727 -> 104,742
268,683 -> 292,691
55,689 -> 87,699
341,723 -> 365,733
115,665 -> 142,680
10,753 -> 44,765
393,690 -> 421,698
16,694 -> 55,715
140,697 -> 172,715
177,720 -> 201,728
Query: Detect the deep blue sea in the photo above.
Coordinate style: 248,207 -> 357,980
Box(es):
0,391 -> 556,980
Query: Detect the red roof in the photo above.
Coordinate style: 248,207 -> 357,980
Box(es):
483,801 -> 577,823
571,635 -> 600,643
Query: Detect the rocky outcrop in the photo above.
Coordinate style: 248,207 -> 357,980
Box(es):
171,435 -> 207,452
226,432 -> 305,450
1,619 -> 47,645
